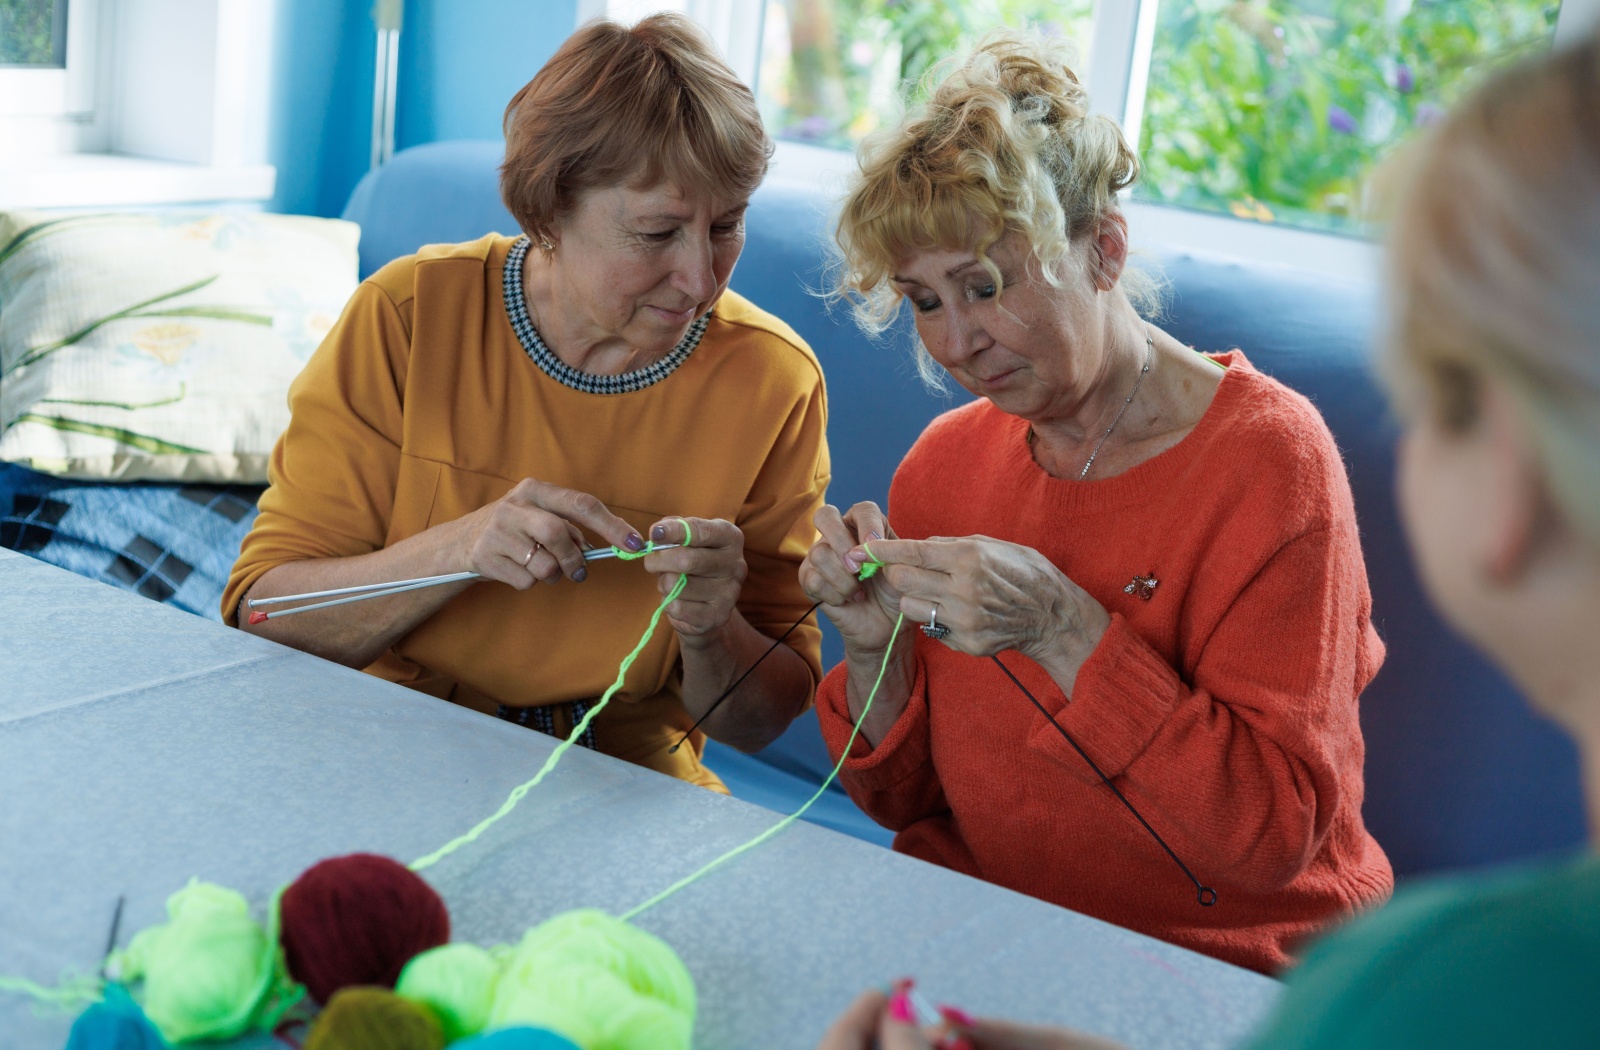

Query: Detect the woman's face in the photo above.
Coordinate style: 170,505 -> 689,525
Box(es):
548,180 -> 748,356
892,231 -> 1111,422
1397,410 -> 1485,644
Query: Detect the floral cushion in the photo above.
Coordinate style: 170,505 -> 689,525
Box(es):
0,211 -> 359,481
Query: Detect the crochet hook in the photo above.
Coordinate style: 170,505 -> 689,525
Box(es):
246,544 -> 680,623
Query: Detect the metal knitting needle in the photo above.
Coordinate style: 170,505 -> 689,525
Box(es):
99,895 -> 125,979
247,545 -> 680,606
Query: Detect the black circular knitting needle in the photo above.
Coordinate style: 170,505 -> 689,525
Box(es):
992,654 -> 1217,907
667,602 -> 823,753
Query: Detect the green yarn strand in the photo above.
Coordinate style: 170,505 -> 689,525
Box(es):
0,974 -> 100,1009
410,563 -> 692,873
621,608 -> 906,921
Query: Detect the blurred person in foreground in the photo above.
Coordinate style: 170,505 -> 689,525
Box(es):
820,28 -> 1600,1050
800,31 -> 1390,975
226,16 -> 827,787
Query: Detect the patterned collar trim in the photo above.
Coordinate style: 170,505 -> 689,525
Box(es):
501,235 -> 709,395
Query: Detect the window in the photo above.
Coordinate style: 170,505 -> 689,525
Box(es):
758,0 -> 1096,150
0,0 -> 95,123
1137,0 -> 1563,236
0,0 -> 67,66
594,0 -> 1594,273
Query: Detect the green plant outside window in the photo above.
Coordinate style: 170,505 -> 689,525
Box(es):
0,0 -> 67,68
759,0 -> 1095,151
1139,0 -> 1560,235
757,0 -> 1561,240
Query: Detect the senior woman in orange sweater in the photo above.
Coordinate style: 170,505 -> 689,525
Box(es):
800,33 -> 1390,973
224,16 -> 827,788
821,29 -> 1600,1050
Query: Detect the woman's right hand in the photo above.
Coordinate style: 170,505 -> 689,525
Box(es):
443,478 -> 645,589
800,502 -> 903,652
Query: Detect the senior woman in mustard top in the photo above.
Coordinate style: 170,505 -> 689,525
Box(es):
223,15 -> 827,789
800,32 -> 1390,974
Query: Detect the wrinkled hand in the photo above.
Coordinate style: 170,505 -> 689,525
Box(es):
845,535 -> 1110,672
799,503 -> 903,654
816,987 -> 1129,1050
642,517 -> 747,643
449,478 -> 643,589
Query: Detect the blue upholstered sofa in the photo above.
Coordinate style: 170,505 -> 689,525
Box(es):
4,141 -> 1585,880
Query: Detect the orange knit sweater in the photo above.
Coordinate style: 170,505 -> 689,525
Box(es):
816,352 -> 1393,974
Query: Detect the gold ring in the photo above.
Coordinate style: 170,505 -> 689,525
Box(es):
522,546 -> 538,567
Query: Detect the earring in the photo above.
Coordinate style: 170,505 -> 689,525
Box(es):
537,236 -> 554,251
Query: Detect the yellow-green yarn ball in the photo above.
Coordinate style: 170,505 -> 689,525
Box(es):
112,880 -> 299,1044
395,942 -> 499,1041
305,986 -> 446,1050
486,910 -> 695,1050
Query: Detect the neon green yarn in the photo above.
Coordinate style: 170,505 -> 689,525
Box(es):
856,541 -> 885,580
110,880 -> 301,1044
395,943 -> 500,1042
486,910 -> 694,1050
409,540 -> 692,872
621,606 -> 906,921
0,973 -> 100,1009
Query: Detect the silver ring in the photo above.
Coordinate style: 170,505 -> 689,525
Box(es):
921,605 -> 951,641
521,545 -> 538,567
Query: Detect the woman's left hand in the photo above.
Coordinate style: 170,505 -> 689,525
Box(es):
644,516 -> 748,645
847,535 -> 1111,685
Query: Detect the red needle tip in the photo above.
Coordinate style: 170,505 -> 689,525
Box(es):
248,610 -> 268,625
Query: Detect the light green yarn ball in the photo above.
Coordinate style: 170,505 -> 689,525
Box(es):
395,942 -> 499,1041
113,880 -> 300,1044
486,910 -> 695,1050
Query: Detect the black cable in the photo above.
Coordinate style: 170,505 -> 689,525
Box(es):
991,654 -> 1217,907
667,601 -> 824,754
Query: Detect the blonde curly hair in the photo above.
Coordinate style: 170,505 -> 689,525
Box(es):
833,29 -> 1156,381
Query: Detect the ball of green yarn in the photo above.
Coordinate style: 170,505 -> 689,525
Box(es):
394,942 -> 499,1041
304,986 -> 446,1050
486,910 -> 695,1050
112,880 -> 299,1044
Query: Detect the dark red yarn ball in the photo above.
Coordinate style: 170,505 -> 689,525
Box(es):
279,853 -> 451,1006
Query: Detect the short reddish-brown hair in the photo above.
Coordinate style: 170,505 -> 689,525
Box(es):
500,14 -> 772,244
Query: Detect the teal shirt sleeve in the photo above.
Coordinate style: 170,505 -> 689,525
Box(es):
1242,856 -> 1600,1050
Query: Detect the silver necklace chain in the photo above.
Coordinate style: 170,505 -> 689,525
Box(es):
1077,325 -> 1154,481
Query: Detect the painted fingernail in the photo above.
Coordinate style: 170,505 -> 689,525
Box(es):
889,977 -> 914,994
572,567 -> 587,583
938,1005 -> 975,1027
867,531 -> 882,541
888,991 -> 915,1024
625,533 -> 645,552
651,524 -> 667,542
844,555 -> 862,573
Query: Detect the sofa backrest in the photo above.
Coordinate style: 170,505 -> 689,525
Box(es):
343,141 -> 1586,879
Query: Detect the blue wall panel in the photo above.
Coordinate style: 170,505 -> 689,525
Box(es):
268,0 -> 577,217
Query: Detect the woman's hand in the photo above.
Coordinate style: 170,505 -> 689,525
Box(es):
816,986 -> 1128,1050
445,478 -> 645,588
640,516 -> 748,644
799,503 -> 903,654
801,503 -> 918,744
846,536 -> 1111,695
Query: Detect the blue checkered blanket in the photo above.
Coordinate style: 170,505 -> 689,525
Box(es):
0,464 -> 262,620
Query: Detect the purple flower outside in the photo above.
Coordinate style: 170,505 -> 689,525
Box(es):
1327,104 -> 1357,134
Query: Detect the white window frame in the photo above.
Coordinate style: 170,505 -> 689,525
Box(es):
0,0 -> 277,209
590,0 -> 1600,282
0,0 -> 97,119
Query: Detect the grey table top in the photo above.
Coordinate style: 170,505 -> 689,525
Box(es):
0,551 -> 1279,1049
